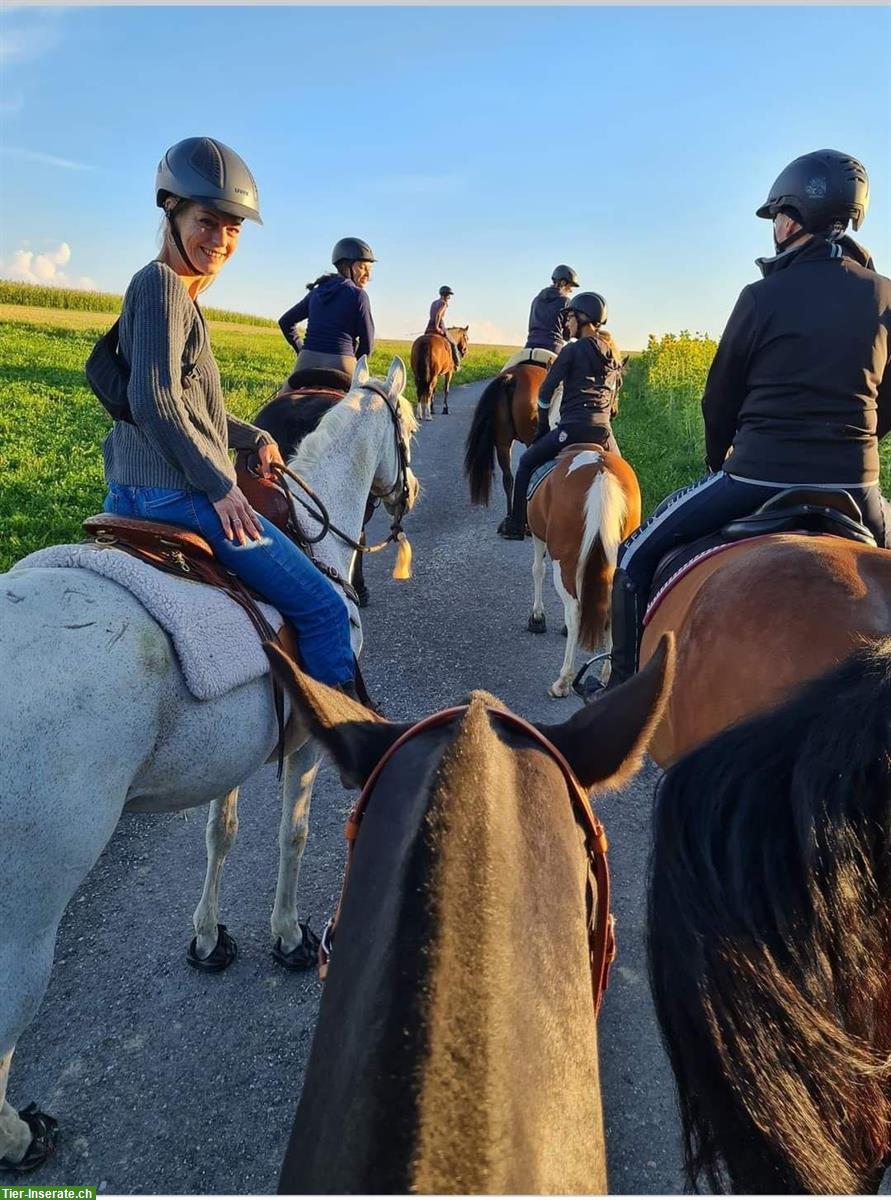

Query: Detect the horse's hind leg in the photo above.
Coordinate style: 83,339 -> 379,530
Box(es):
496,442 -> 514,521
190,789 -> 240,970
442,372 -> 451,414
0,935 -> 59,1170
528,536 -> 547,634
549,561 -> 581,697
270,742 -> 323,970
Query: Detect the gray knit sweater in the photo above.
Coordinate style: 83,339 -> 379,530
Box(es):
102,261 -> 273,502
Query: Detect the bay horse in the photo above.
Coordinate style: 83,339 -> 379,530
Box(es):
464,361 -> 548,522
410,325 -> 469,421
639,532 -> 891,766
0,358 -> 418,1173
648,636 -> 891,1194
266,635 -> 675,1195
527,448 -> 641,698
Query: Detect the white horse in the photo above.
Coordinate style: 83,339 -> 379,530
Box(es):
0,355 -> 418,1171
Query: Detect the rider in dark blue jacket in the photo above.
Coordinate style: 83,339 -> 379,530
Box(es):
279,237 -> 376,376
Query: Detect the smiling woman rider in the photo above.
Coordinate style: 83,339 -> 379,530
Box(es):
101,136 -> 359,694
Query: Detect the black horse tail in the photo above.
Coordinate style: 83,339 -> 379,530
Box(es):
463,373 -> 514,506
647,637 -> 891,1195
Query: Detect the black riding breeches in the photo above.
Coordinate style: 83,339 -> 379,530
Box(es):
510,424 -> 619,527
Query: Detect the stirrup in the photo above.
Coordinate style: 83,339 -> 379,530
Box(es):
572,653 -> 610,699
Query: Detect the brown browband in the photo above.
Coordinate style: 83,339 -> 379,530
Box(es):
320,704 -> 616,1016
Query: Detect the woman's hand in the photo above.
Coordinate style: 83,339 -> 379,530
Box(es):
212,485 -> 264,544
257,441 -> 286,480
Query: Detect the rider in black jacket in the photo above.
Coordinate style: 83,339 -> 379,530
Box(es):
590,149 -> 891,697
498,292 -> 624,539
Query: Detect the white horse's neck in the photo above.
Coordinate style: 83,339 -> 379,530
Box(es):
288,389 -> 390,589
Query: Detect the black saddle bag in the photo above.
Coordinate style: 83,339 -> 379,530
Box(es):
85,320 -> 133,423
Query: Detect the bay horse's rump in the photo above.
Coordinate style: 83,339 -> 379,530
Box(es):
640,533 -> 891,765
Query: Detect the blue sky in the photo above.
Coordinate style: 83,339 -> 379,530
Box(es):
1,5 -> 889,349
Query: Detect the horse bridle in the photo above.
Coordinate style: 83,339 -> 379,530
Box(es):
266,381 -> 413,597
319,705 -> 616,1016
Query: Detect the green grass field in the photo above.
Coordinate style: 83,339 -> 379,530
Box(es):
1,297 -> 887,572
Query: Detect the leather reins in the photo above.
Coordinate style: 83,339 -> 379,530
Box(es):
319,704 -> 616,1016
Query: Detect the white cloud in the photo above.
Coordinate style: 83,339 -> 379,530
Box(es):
2,241 -> 95,290
466,318 -> 522,348
1,145 -> 91,171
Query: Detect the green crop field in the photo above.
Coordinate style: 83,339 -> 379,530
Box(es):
1,295 -> 887,572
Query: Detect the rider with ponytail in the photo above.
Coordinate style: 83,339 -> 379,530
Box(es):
498,291 -> 624,540
102,137 -> 357,694
279,238 -> 376,376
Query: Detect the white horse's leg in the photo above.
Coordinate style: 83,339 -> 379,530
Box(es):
527,536 -> 547,634
189,789 -> 239,968
549,560 -> 580,698
270,741 -> 323,969
0,930 -> 61,1169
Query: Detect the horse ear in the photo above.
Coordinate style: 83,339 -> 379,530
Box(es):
352,355 -> 371,390
534,634 -> 675,790
264,643 -> 411,789
386,355 -> 407,397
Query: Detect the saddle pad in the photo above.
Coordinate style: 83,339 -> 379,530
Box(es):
12,544 -> 285,702
527,459 -> 559,500
502,348 -> 554,372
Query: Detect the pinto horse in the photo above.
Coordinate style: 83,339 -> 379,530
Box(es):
410,325 -> 469,421
265,635 -> 675,1195
648,636 -> 891,1194
463,361 -> 551,521
639,532 -> 891,766
0,358 -> 419,1173
527,447 -> 641,698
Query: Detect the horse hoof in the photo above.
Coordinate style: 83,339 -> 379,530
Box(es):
187,923 -> 237,972
528,614 -> 547,634
442,408 -> 449,415
547,682 -> 571,699
272,923 -> 321,971
0,1104 -> 59,1174
355,586 -> 371,609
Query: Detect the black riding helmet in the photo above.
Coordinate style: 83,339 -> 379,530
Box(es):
332,237 -> 377,266
756,149 -> 869,233
156,136 -> 262,224
439,285 -> 454,297
568,291 -> 608,326
551,264 -> 580,289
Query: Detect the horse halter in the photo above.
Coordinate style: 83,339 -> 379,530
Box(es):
320,705 -> 616,1017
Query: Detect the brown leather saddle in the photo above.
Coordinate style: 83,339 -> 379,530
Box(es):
82,512 -> 293,771
647,487 -> 876,615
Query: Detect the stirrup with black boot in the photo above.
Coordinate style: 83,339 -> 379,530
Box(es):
497,516 -> 526,540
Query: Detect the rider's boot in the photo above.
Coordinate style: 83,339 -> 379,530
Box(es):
497,516 -> 526,540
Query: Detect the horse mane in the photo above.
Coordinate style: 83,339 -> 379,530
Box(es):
295,385 -> 417,471
647,636 -> 891,1193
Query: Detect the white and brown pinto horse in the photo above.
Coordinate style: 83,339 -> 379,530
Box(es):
0,357 -> 418,1173
527,447 -> 641,697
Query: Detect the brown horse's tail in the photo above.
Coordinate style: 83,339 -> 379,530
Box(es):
647,637 -> 891,1194
463,373 -> 514,506
577,469 -> 627,650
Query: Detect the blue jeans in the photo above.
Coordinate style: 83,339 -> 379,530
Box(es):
104,484 -> 354,687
